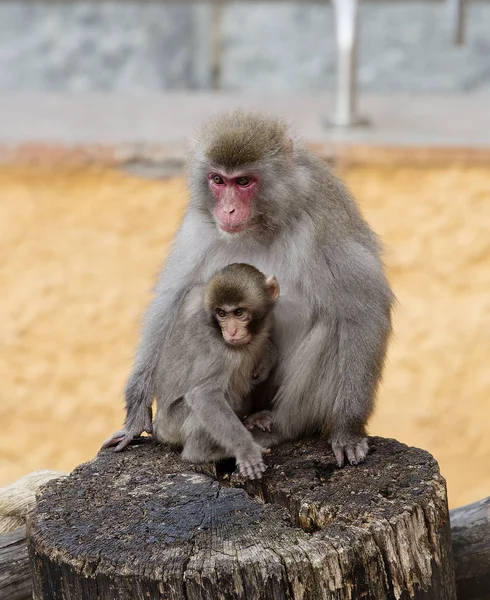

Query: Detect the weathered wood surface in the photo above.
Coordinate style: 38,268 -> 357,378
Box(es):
450,496 -> 490,600
28,437 -> 457,600
0,526 -> 30,600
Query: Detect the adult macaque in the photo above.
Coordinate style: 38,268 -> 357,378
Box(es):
104,263 -> 279,479
104,111 -> 394,468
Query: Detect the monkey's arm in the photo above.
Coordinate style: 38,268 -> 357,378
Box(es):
103,214 -> 208,451
329,242 -> 394,467
185,384 -> 269,479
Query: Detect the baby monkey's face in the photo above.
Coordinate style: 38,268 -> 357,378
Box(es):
215,306 -> 252,345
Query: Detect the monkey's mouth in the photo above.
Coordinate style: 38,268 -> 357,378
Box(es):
226,336 -> 252,346
218,220 -> 252,234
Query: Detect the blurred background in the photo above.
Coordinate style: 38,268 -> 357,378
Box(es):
0,0 -> 489,509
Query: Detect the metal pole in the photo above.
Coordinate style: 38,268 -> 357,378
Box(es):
447,0 -> 466,45
329,0 -> 367,127
210,0 -> 223,89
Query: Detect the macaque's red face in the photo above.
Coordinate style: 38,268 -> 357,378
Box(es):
208,173 -> 258,234
215,307 -> 252,345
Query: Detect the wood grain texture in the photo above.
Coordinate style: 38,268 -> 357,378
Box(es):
28,437 -> 457,599
450,496 -> 490,600
0,526 -> 30,600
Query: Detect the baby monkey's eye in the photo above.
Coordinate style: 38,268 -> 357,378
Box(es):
212,175 -> 224,184
236,177 -> 250,186
234,308 -> 245,317
216,309 -> 227,319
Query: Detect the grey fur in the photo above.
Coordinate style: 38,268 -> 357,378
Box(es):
103,110 -> 394,469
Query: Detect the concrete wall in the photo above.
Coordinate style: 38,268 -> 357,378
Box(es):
0,1 -> 489,93
0,3 -> 211,91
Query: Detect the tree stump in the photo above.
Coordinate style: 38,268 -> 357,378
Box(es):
28,437 -> 457,600
450,496 -> 490,600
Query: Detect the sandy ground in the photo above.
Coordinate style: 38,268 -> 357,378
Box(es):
1,164 -> 489,508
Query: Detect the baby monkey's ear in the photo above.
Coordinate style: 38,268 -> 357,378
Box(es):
265,275 -> 280,303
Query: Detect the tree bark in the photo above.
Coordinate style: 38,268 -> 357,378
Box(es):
450,496 -> 490,600
28,437 -> 457,599
0,526 -> 30,600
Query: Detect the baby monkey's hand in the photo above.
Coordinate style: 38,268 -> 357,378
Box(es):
243,410 -> 273,433
235,442 -> 271,480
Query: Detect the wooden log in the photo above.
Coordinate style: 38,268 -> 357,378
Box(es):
450,496 -> 490,600
0,526 -> 30,600
28,437 -> 457,599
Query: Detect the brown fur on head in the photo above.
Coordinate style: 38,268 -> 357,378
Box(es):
204,263 -> 280,345
198,111 -> 290,171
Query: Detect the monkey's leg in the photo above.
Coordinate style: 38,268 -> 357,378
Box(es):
151,397 -> 189,447
329,300 -> 391,468
181,427 -> 230,464
243,410 -> 273,432
185,386 -> 269,479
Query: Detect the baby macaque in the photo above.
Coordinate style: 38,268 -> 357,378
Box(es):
105,263 -> 279,479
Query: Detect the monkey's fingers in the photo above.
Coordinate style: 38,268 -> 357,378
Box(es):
332,438 -> 369,468
101,430 -> 127,449
251,460 -> 267,479
345,445 -> 358,466
238,459 -> 266,480
332,446 -> 344,468
238,462 -> 252,479
114,434 -> 136,452
355,438 -> 369,463
243,410 -> 274,432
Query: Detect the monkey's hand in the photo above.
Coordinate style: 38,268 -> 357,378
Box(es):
243,410 -> 273,432
235,442 -> 271,480
101,408 -> 153,452
331,436 -> 368,468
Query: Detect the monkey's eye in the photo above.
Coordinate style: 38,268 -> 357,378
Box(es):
236,177 -> 250,187
216,309 -> 227,319
234,308 -> 245,317
212,175 -> 224,185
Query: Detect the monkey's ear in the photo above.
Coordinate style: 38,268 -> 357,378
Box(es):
265,275 -> 280,302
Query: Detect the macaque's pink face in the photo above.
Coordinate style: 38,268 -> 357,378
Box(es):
215,307 -> 252,345
208,172 -> 258,234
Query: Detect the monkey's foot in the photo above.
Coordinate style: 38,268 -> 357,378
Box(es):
236,445 -> 271,480
332,437 -> 369,468
243,410 -> 273,432
101,427 -> 152,452
101,408 -> 153,452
